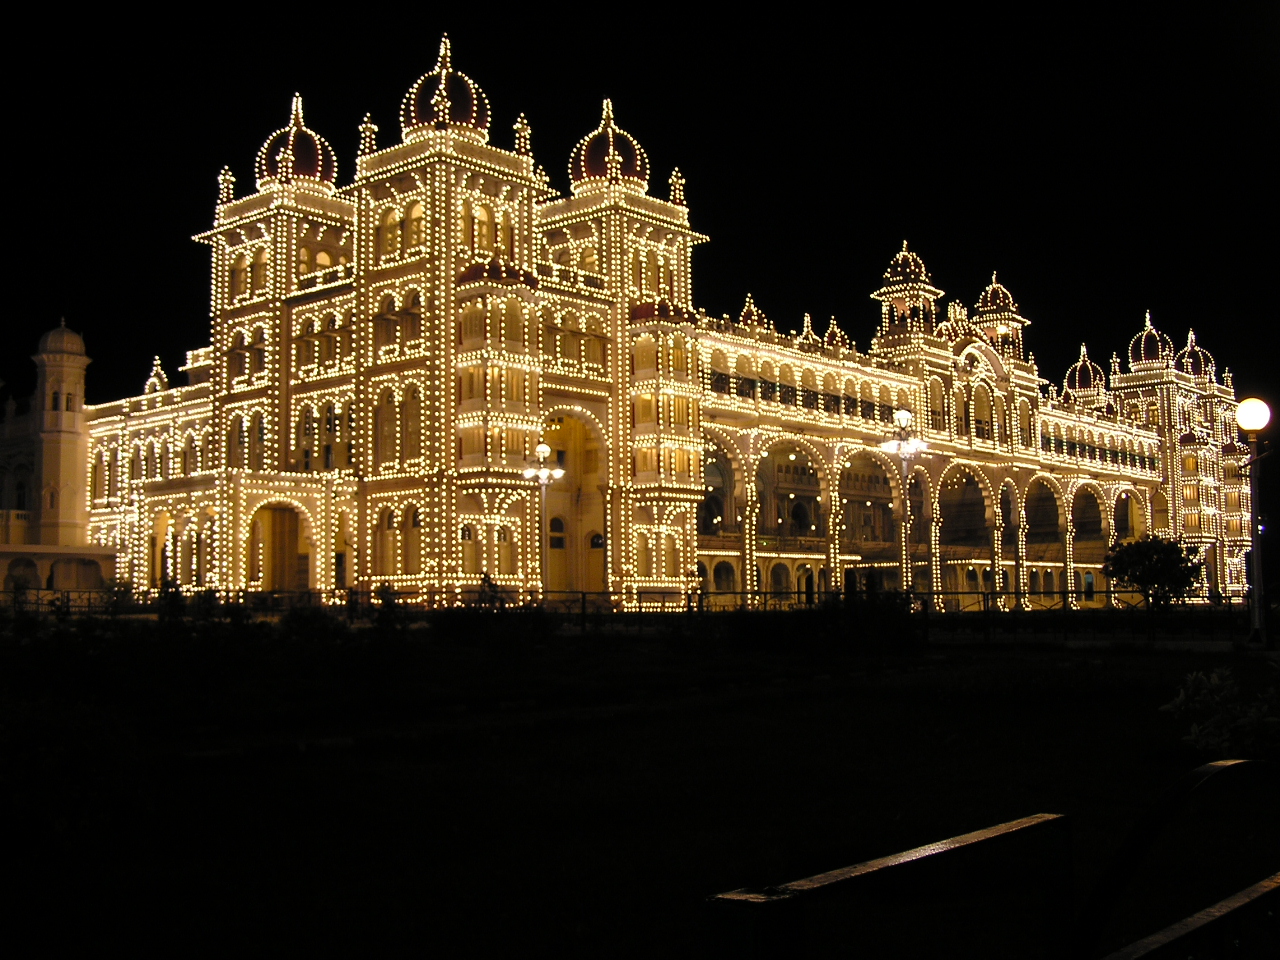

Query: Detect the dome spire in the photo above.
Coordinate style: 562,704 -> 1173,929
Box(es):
435,34 -> 452,74
291,93 -> 304,126
400,34 -> 491,141
568,99 -> 650,195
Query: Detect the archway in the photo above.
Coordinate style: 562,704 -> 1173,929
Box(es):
542,413 -> 607,592
838,452 -> 896,587
1024,478 -> 1064,565
5,558 -> 40,590
1071,487 -> 1107,564
937,467 -> 993,597
758,443 -> 826,543
1113,490 -> 1146,543
713,560 -> 736,592
247,504 -> 311,591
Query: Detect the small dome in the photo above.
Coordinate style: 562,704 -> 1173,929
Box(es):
255,95 -> 336,189
1175,329 -> 1215,378
569,100 -> 649,193
1064,344 -> 1105,393
401,35 -> 491,141
38,320 -> 85,355
884,240 -> 931,284
1128,311 -> 1174,368
976,272 -> 1017,313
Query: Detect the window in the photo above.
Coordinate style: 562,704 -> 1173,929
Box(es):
406,202 -> 425,247
549,516 -> 565,549
251,249 -> 268,291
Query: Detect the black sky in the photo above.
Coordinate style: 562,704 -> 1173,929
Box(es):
6,11 -> 1277,412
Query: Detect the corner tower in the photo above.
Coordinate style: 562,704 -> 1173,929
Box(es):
33,322 -> 91,545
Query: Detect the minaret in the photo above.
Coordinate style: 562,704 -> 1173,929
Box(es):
33,321 -> 91,546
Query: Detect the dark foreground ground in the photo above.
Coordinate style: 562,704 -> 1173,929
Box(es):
5,608 -> 1278,957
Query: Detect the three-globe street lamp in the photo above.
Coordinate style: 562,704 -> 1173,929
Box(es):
879,409 -> 927,596
523,441 -> 565,601
1235,398 -> 1270,645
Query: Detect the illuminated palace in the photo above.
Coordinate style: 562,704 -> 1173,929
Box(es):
2,37 -> 1252,606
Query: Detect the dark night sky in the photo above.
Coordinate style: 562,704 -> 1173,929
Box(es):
6,11 -> 1277,413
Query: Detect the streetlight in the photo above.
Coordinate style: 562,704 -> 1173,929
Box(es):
1235,398 -> 1270,645
523,441 -> 565,600
879,409 -> 927,595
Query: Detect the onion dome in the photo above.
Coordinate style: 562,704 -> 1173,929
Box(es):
1064,344 -> 1106,393
401,35 -> 491,142
975,272 -> 1017,313
1128,310 -> 1174,369
569,100 -> 650,195
884,240 -> 931,284
1175,329 -> 1215,378
255,95 -> 337,191
37,319 -> 86,355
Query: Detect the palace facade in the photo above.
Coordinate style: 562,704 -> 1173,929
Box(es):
2,38 -> 1253,607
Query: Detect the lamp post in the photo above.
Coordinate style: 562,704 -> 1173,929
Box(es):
1235,398 -> 1270,645
879,409 -> 927,595
523,441 -> 564,601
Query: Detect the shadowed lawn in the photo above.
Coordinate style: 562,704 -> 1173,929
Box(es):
4,611 -> 1276,956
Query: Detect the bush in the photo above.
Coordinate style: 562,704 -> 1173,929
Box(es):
1161,663 -> 1280,760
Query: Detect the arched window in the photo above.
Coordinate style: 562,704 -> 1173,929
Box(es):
549,516 -> 566,549
401,388 -> 422,460
230,254 -> 248,298
65,393 -> 74,412
251,249 -> 268,291
315,250 -> 332,270
375,389 -> 397,466
671,335 -> 687,375
645,250 -> 660,292
461,524 -> 477,574
379,209 -> 400,260
406,202 -> 425,247
502,300 -> 524,345
51,390 -> 60,411
498,211 -> 513,258
472,204 -> 493,252
579,246 -> 598,272
298,246 -> 312,275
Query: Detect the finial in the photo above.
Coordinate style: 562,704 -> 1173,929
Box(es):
358,114 -> 378,156
902,239 -> 909,252
991,270 -> 998,285
1187,329 -> 1196,346
291,93 -> 304,126
217,165 -> 235,204
1079,343 -> 1088,358
431,74 -> 451,126
435,34 -> 452,73
1144,309 -> 1152,328
669,167 -> 685,205
60,317 -> 66,328
513,113 -> 531,156
602,98 -> 614,125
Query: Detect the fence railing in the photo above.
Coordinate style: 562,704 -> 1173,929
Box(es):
0,583 -> 1254,634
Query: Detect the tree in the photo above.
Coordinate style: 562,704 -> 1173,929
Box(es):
1104,535 -> 1203,607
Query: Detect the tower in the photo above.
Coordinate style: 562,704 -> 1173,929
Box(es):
33,322 -> 91,545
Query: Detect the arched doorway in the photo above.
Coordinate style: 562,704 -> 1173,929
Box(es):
937,468 -> 992,603
248,504 -> 311,591
542,414 -> 607,592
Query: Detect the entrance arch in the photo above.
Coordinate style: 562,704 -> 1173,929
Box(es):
937,466 -> 993,597
247,503 -> 312,591
542,413 -> 607,592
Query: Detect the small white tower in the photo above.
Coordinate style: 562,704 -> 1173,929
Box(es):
33,321 -> 91,546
